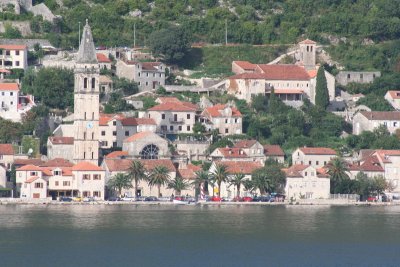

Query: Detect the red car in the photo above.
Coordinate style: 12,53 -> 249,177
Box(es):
242,196 -> 253,202
211,196 -> 222,202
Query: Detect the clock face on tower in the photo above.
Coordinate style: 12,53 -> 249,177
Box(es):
86,122 -> 93,129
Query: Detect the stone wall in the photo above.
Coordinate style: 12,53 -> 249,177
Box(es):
0,21 -> 31,36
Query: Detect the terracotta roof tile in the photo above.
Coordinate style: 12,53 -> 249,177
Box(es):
387,91 -> 400,99
14,159 -> 44,166
99,113 -> 125,126
233,61 -> 257,71
121,117 -> 156,126
71,161 -> 103,171
105,151 -> 129,159
148,102 -> 197,112
215,147 -> 248,158
299,147 -> 336,155
25,176 -> 40,183
256,64 -> 311,80
96,53 -> 111,63
204,104 -> 242,117
0,45 -> 27,50
124,131 -> 154,142
234,140 -> 257,148
49,137 -> 74,145
264,145 -> 285,156
216,161 -> 262,174
0,83 -> 19,91
105,159 -> 176,172
0,144 -> 14,155
359,111 -> 400,121
178,163 -> 201,180
41,158 -> 74,167
17,164 -> 42,171
141,62 -> 162,71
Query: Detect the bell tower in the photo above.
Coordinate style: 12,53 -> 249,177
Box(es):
73,19 -> 99,165
298,39 -> 317,70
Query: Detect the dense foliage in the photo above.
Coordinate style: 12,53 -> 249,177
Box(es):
315,67 -> 329,110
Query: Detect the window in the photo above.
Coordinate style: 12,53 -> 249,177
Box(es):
178,126 -> 182,131
15,61 -> 19,66
138,82 -> 141,85
125,131 -> 129,136
225,128 -> 228,134
140,144 -> 159,159
316,161 -> 319,165
1,92 -> 4,96
394,122 -> 397,127
93,191 -> 101,197
92,78 -> 95,89
162,114 -> 165,119
55,181 -> 59,186
92,132 -> 94,140
83,132 -> 86,139
30,171 -> 37,176
84,78 -> 88,89
113,131 -> 117,136
187,126 -> 190,131
101,131 -> 105,136
360,74 -> 363,79
347,74 -> 351,79
15,50 -> 20,56
170,125 -> 173,131
113,121 -> 116,126
92,152 -> 94,159
159,73 -> 162,77
146,73 -> 149,77
10,101 -> 13,105
187,114 -> 190,119
83,174 -> 90,180
138,73 -> 141,77
304,172 -> 308,176
146,82 -> 148,86
153,73 -> 155,77
84,152 -> 86,159
84,112 -> 86,120
113,142 -> 117,147
5,50 -> 10,56
34,183 -> 43,188
93,174 -> 101,180
308,161 -> 311,165
83,191 -> 90,197
54,170 -> 61,176
102,141 -> 108,146
235,118 -> 238,123
63,181 -> 70,186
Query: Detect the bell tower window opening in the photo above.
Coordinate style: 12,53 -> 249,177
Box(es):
92,78 -> 95,89
84,78 -> 88,89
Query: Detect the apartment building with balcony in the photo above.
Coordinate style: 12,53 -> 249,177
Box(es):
0,44 -> 28,70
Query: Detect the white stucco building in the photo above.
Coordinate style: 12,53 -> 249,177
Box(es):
353,111 -> 400,135
0,83 -> 35,122
0,44 -> 28,70
292,147 -> 337,168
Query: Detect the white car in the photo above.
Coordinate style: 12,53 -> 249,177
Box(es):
122,196 -> 136,202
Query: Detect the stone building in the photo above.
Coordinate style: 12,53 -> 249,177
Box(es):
122,131 -> 169,159
0,44 -> 28,70
352,111 -> 400,135
201,103 -> 242,135
336,71 -> 381,86
292,147 -> 337,168
96,53 -> 112,70
47,137 -> 74,162
384,91 -> 400,110
115,60 -> 165,91
0,82 -> 35,122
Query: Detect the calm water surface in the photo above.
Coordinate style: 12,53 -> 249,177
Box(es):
0,204 -> 400,267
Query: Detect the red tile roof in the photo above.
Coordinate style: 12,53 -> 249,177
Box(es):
41,158 -> 73,167
96,53 -> 111,63
216,161 -> 262,174
234,140 -> 257,148
105,151 -> 129,159
285,164 -> 328,178
14,158 -> 44,166
299,147 -> 336,155
387,91 -> 400,99
0,45 -> 27,50
99,113 -> 125,126
0,83 -> 19,91
17,164 -> 42,171
25,176 -> 41,183
105,159 -> 176,172
141,62 -> 162,71
178,163 -> 201,180
48,137 -> 74,145
124,131 -> 154,142
307,69 -> 318,78
121,117 -> 156,126
350,155 -> 384,172
256,64 -> 311,80
299,39 -> 317,44
71,162 -> 103,171
359,111 -> 400,121
264,145 -> 285,156
0,144 -> 14,155
148,101 -> 197,112
204,104 -> 242,117
233,61 -> 257,71
215,147 -> 248,158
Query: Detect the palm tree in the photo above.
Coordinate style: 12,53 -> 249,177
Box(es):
230,173 -> 246,198
192,170 -> 210,199
107,173 -> 133,197
128,160 -> 147,199
148,165 -> 171,197
327,157 -> 350,194
212,164 -> 228,197
168,176 -> 190,196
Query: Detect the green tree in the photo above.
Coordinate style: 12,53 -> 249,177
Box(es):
108,173 -> 133,197
148,166 -> 171,197
3,24 -> 22,38
147,26 -> 191,63
212,164 -> 228,197
192,170 -> 211,199
327,157 -> 350,194
128,160 -> 147,199
229,173 -> 246,198
315,67 -> 329,109
168,176 -> 190,196
193,122 -> 206,134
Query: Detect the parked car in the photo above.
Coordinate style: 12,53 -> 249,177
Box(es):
145,196 -> 158,201
242,196 -> 253,202
108,197 -> 121,201
59,197 -> 72,202
158,196 -> 171,202
136,196 -> 146,201
211,196 -> 222,202
252,196 -> 271,202
121,196 -> 136,202
73,197 -> 82,202
83,197 -> 95,202
367,196 -> 376,202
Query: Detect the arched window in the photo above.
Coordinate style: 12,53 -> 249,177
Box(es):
84,78 -> 88,89
140,144 -> 159,159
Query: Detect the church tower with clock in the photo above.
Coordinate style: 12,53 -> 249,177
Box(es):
73,20 -> 99,165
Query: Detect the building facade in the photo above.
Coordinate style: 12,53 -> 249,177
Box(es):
0,44 -> 28,70
292,147 -> 337,168
353,111 -> 400,135
201,103 -> 242,135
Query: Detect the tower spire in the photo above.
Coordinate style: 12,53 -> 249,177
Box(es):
76,19 -> 98,64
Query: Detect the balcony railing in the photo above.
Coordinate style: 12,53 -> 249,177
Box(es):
169,118 -> 184,124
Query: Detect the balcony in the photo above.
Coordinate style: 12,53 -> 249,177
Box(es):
169,118 -> 184,124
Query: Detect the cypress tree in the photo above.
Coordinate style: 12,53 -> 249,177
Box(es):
315,67 -> 329,109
